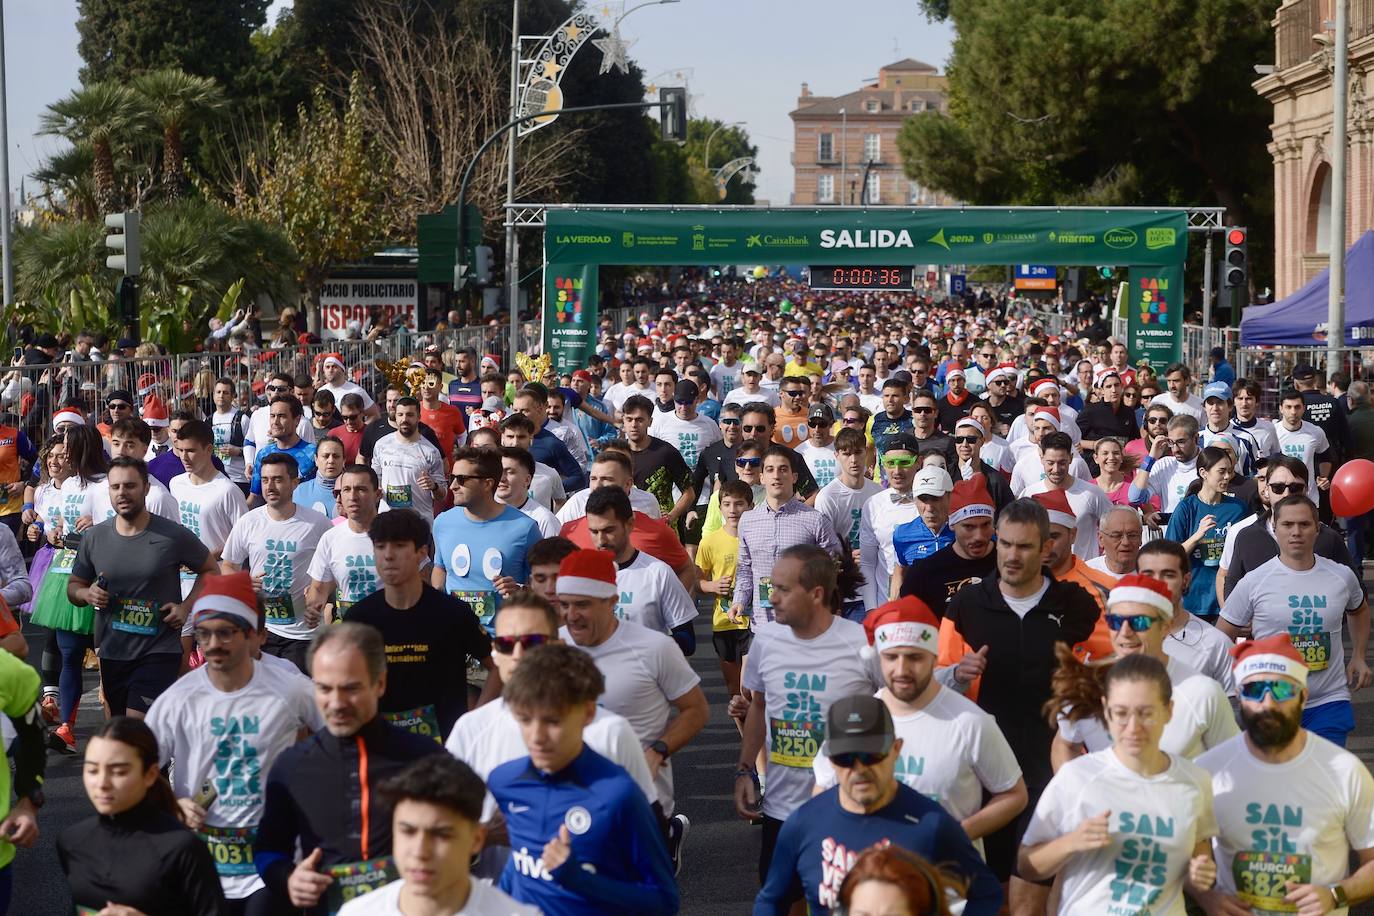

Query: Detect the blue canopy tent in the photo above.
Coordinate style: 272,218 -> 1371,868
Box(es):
1240,230 -> 1374,346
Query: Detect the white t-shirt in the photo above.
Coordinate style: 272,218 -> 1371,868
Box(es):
371,432 -> 446,522
722,385 -> 780,409
1003,578 -> 1050,619
321,379 -> 375,411
1151,391 -> 1206,420
1275,420 -> 1331,502
1219,513 -> 1260,571
742,617 -> 882,820
1220,555 -> 1364,709
1023,749 -> 1217,916
604,382 -> 651,412
530,463 -> 566,511
1199,732 -> 1374,914
556,486 -> 661,523
562,620 -> 701,814
614,550 -> 698,634
1009,450 -> 1094,496
1085,555 -> 1123,580
445,697 -> 656,821
709,360 -> 743,400
145,660 -> 322,899
858,490 -> 920,611
812,686 -> 1021,854
796,441 -> 839,489
649,411 -> 722,471
815,477 -> 884,550
170,473 -> 247,554
1145,454 -> 1199,514
1165,616 -> 1237,696
307,523 -> 379,607
221,504 -> 332,640
211,409 -> 251,483
336,878 -> 539,916
1023,478 -> 1114,560
509,496 -> 559,538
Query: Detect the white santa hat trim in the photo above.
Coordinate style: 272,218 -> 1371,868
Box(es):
1106,585 -> 1173,617
555,575 -> 618,600
1234,653 -> 1309,686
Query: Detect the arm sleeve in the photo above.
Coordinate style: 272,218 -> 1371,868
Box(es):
0,652 -> 43,797
858,503 -> 880,610
937,811 -> 1004,916
1219,571 -> 1256,627
550,439 -> 587,492
752,814 -> 804,916
551,785 -> 680,915
815,511 -> 844,559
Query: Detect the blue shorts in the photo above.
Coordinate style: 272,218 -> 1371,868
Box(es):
1302,700 -> 1355,747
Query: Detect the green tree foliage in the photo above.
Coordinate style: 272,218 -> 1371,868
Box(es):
133,69 -> 227,197
898,0 -> 1278,282
684,119 -> 758,204
38,82 -> 150,213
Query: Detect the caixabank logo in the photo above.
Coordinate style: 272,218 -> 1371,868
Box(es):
1138,276 -> 1168,325
553,274 -> 583,324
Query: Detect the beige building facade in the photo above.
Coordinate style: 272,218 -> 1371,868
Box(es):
1255,0 -> 1374,297
789,59 -> 956,207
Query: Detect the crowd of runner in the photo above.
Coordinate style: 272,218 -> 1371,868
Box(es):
0,275 -> 1368,914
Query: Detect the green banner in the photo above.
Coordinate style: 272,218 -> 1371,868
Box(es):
542,263 -> 598,375
1126,266 -> 1185,370
545,208 -> 1188,267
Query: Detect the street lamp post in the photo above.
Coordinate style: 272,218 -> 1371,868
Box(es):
703,120 -> 745,169
839,107 -> 847,206
1327,0 -> 1349,376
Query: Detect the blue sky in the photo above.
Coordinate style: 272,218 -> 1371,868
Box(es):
10,0 -> 955,206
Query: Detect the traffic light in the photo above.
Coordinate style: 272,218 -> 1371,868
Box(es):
1223,226 -> 1247,289
1097,266 -> 1115,280
660,87 -> 687,143
104,211 -> 141,276
473,246 -> 494,285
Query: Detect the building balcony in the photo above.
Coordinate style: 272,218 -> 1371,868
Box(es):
1276,0 -> 1374,71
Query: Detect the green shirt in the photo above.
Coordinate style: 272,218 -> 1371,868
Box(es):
0,650 -> 38,868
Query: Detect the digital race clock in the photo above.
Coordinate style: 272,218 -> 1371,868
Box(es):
807,266 -> 914,291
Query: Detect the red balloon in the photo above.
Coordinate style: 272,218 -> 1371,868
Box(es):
1331,458 -> 1374,517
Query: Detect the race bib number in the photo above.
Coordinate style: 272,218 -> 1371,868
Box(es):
325,857 -> 398,915
1203,534 -> 1225,566
1232,850 -> 1311,912
111,598 -> 159,636
452,589 -> 496,627
769,717 -> 824,768
385,484 -> 412,508
50,548 -> 76,575
1289,631 -> 1331,671
197,824 -> 256,877
213,444 -> 230,463
381,704 -> 442,744
263,594 -> 297,626
757,576 -> 774,610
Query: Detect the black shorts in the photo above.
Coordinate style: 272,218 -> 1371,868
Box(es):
759,815 -> 802,902
100,653 -> 181,715
263,631 -> 311,676
712,629 -> 753,664
982,790 -> 1052,886
682,508 -> 706,546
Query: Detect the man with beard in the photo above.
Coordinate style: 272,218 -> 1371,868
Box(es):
980,365 -> 1024,436
370,397 -> 446,523
1197,635 -> 1374,916
1220,495 -> 1370,747
901,477 -> 998,619
936,365 -> 975,433
69,457 -> 218,717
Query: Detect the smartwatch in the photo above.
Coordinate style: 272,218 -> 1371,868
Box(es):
649,739 -> 670,759
1329,884 -> 1349,909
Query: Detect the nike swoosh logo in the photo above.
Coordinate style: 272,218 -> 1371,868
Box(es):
508,803 -> 530,813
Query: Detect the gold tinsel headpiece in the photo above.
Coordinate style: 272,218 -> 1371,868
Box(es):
375,357 -> 427,398
515,351 -> 552,384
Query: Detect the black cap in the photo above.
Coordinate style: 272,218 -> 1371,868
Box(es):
33,334 -> 58,349
116,337 -> 138,350
105,389 -> 133,406
673,379 -> 699,402
883,433 -> 921,454
1293,362 -> 1316,380
826,695 -> 895,757
808,402 -> 835,423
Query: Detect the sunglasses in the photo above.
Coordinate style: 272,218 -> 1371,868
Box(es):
720,417 -> 741,426
736,456 -> 761,468
1240,679 -> 1301,703
492,633 -> 551,655
912,406 -> 935,415
843,416 -> 864,425
1267,482 -> 1304,495
742,424 -> 768,433
953,435 -> 980,445
1147,416 -> 1170,424
782,389 -> 808,398
266,385 -> 288,392
451,473 -> 494,487
881,455 -> 917,469
107,402 -> 131,410
829,750 -> 888,769
1105,613 -> 1160,632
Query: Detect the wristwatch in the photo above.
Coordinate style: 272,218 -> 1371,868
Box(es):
649,739 -> 671,759
1329,884 -> 1349,909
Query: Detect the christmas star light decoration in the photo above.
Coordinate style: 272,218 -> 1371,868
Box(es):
592,27 -> 634,75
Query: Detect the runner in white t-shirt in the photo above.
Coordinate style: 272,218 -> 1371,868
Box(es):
1274,391 -> 1332,503
1197,635 -> 1374,916
319,354 -> 379,418
815,427 -> 884,554
496,447 -> 560,538
1131,414 -> 1202,515
371,398 -> 446,523
209,378 -> 250,486
243,375 -> 316,472
796,405 -> 839,489
1136,541 -> 1238,696
648,382 -> 722,472
306,465 -> 383,619
98,418 -> 179,521
220,452 -> 332,674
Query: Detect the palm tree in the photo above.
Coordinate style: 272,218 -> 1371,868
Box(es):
133,69 -> 227,198
38,82 -> 148,213
32,144 -> 98,221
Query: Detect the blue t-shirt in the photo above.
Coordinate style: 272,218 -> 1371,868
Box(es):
293,476 -> 337,519
755,785 -> 1002,916
432,504 -> 540,629
1164,492 -> 1251,620
250,439 -> 317,495
892,516 -> 955,567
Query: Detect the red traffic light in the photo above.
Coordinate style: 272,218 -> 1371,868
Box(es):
1227,228 -> 1246,246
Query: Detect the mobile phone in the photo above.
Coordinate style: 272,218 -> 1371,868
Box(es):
192,779 -> 217,809
10,347 -> 19,363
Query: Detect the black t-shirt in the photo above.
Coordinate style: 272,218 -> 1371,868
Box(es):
936,395 -> 976,434
900,544 -> 997,619
359,417 -> 442,464
981,394 -> 1024,434
631,435 -> 694,517
1076,400 -> 1140,443
1301,390 -> 1352,463
344,584 -> 492,739
692,439 -> 740,507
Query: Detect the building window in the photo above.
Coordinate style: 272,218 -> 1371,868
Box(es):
863,133 -> 880,162
909,100 -> 924,112
817,132 -> 833,162
864,98 -> 880,113
865,172 -> 881,203
909,181 -> 926,205
817,174 -> 835,203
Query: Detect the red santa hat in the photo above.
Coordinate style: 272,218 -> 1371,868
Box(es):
1231,633 -> 1309,686
142,394 -> 169,428
984,364 -> 1016,384
860,596 -> 941,660
944,365 -> 966,380
321,353 -> 346,372
556,549 -> 619,600
1106,574 -> 1174,617
1032,488 -> 1076,529
1031,406 -> 1061,430
190,571 -> 259,632
52,407 -> 85,430
948,477 -> 994,526
1028,377 -> 1058,397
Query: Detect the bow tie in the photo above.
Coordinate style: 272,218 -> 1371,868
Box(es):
890,491 -> 914,504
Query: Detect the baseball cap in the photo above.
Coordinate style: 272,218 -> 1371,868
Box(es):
825,695 -> 896,758
742,364 -> 762,376
1293,362 -> 1316,380
571,369 -> 593,382
673,380 -> 699,403
882,433 -> 922,455
808,403 -> 835,424
911,466 -> 954,497
1202,382 -> 1232,402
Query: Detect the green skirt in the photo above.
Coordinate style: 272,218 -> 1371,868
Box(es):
29,571 -> 94,635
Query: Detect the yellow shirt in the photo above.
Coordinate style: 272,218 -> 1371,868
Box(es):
783,359 -> 822,379
697,527 -> 749,632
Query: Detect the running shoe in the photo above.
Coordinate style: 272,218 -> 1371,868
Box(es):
39,695 -> 59,726
48,723 -> 76,755
668,813 -> 690,877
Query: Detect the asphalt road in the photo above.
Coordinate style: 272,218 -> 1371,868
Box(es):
14,611 -> 1374,915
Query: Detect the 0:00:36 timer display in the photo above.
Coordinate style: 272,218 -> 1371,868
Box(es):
808,266 -> 914,290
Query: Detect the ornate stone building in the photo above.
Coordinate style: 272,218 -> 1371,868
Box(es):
1255,0 -> 1374,297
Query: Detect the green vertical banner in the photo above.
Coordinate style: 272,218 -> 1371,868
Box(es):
1127,265 -> 1184,371
542,263 -> 598,375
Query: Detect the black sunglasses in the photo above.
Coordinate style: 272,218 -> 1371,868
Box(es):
741,424 -> 768,433
830,750 -> 888,768
451,474 -> 495,487
953,435 -> 980,445
492,633 -> 551,655
720,417 -> 741,426
1267,482 -> 1304,495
